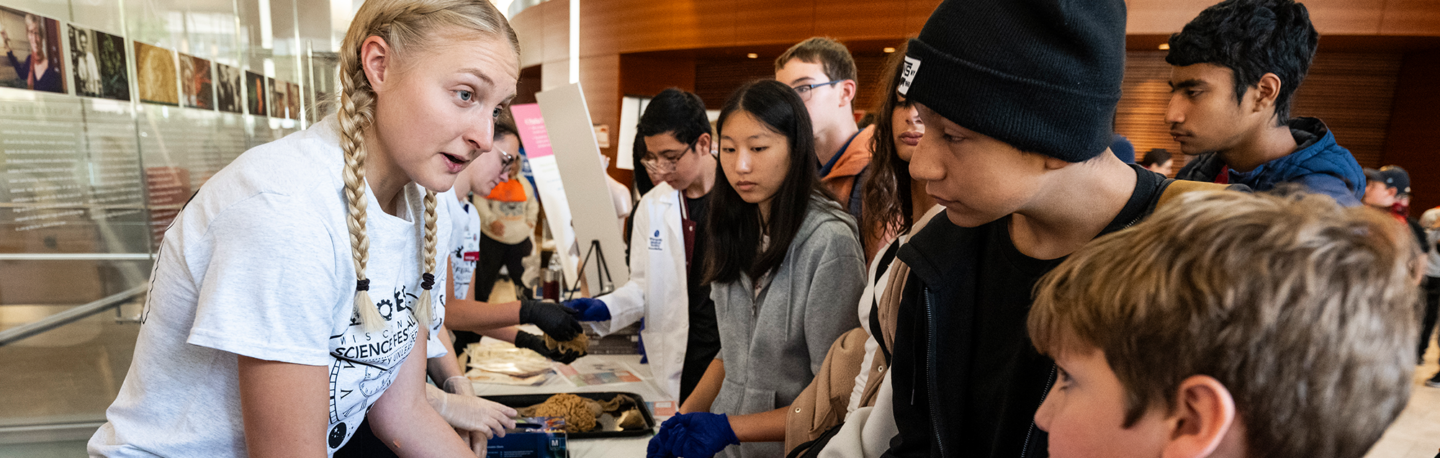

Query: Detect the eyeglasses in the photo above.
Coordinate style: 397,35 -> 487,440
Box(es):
640,142 -> 695,175
496,148 -> 516,168
792,80 -> 842,101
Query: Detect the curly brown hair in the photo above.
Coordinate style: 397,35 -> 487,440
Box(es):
861,43 -> 917,241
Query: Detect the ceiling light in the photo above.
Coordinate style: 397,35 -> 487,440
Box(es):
883,47 -> 896,53
747,53 -> 758,59
1158,43 -> 1170,50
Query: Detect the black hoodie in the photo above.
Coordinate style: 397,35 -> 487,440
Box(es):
882,165 -> 1165,458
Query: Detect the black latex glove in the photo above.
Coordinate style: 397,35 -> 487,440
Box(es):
518,298 -> 582,341
514,331 -> 583,364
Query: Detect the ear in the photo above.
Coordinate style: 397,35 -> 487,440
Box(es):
360,35 -> 393,92
839,79 -> 857,109
1251,73 -> 1283,115
1161,375 -> 1239,458
695,132 -> 713,156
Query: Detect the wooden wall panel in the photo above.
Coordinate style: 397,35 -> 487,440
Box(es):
543,0 -> 570,64
578,0 -> 627,57
1125,0 -> 1211,35
1290,52 -> 1402,168
512,0 -> 1439,63
1300,0 -> 1385,34
814,0 -> 907,41
578,55 -> 629,186
903,0 -> 941,35
693,52 -> 891,119
695,59 -> 774,108
1116,51 -> 1403,177
733,0 -> 814,47
621,54 -> 697,95
1381,0 -> 1440,36
511,8 -> 546,68
681,0 -> 738,51
1380,49 -> 1440,213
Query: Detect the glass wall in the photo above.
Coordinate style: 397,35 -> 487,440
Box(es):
0,0 -> 346,450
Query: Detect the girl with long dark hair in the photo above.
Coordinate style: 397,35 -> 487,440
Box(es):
646,79 -> 866,458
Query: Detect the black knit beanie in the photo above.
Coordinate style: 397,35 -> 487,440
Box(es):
900,0 -> 1127,162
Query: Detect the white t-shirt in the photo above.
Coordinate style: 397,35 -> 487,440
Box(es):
448,196 -> 482,300
88,116 -> 452,457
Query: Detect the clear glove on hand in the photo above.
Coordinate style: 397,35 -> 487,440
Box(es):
565,297 -> 611,322
518,298 -> 582,341
514,331 -> 583,364
440,377 -> 490,456
425,383 -> 518,439
646,412 -> 740,458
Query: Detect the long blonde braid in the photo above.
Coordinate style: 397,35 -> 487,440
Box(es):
414,190 -> 439,330
336,0 -> 517,331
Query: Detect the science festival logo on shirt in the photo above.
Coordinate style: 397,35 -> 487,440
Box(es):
649,230 -> 663,251
325,284 -> 424,450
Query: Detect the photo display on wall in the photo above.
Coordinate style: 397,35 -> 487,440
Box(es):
134,41 -> 177,106
0,6 -> 66,94
67,25 -> 128,101
215,63 -> 241,113
286,81 -> 299,120
179,53 -> 213,110
267,76 -> 281,118
245,70 -> 265,115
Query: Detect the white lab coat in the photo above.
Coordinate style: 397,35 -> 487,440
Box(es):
593,181 -> 689,401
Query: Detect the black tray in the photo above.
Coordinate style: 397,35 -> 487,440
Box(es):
487,392 -> 657,439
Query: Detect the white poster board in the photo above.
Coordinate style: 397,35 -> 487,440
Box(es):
616,96 -> 651,171
535,83 -> 631,293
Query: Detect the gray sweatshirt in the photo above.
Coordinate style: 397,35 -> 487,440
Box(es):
711,196 -> 867,458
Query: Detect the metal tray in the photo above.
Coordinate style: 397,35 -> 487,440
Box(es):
487,391 -> 657,439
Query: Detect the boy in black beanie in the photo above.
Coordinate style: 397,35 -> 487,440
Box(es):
881,0 -> 1178,457
1167,0 -> 1366,206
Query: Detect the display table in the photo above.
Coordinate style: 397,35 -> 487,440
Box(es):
470,353 -> 671,458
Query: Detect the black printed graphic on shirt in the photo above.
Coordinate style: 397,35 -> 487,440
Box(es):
323,284 -> 421,451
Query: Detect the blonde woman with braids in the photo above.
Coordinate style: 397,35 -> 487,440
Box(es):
89,0 -> 522,456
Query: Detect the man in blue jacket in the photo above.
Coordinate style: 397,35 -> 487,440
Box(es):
1166,0 -> 1365,205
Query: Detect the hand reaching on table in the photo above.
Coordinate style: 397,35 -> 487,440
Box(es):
518,298 -> 582,341
426,380 -> 517,441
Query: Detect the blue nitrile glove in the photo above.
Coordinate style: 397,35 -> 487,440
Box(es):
646,412 -> 739,458
566,297 -> 611,322
646,418 -> 678,458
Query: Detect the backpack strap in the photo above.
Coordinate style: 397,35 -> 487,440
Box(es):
1151,178 -> 1248,213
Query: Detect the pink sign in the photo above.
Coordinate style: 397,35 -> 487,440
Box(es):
509,104 -> 553,158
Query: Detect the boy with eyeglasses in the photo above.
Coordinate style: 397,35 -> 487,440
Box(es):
565,88 -> 723,405
776,37 -> 873,242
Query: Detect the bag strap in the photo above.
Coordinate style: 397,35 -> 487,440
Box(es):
1154,178 -> 1235,210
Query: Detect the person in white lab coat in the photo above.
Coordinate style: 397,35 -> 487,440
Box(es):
567,88 -> 719,404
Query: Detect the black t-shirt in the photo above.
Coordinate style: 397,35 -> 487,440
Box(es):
956,217 -> 1067,456
680,193 -> 720,404
885,164 -> 1164,458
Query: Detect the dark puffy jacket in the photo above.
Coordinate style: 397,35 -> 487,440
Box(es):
1176,117 -> 1364,206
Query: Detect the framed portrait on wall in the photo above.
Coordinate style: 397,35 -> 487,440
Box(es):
179,53 -> 213,109
67,25 -> 128,101
0,6 -> 66,94
134,41 -> 178,106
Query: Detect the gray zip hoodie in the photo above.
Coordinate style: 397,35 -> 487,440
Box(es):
710,196 -> 867,458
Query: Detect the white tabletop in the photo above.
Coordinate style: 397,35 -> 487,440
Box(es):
471,354 -> 671,458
